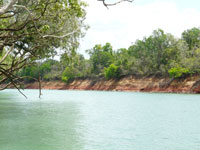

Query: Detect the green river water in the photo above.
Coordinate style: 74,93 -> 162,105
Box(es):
0,89 -> 200,150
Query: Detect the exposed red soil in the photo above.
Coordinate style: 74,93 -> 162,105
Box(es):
24,75 -> 200,94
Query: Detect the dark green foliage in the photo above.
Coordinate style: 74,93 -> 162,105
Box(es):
182,27 -> 200,49
0,0 -> 87,87
18,59 -> 60,82
127,29 -> 177,75
18,27 -> 200,82
87,43 -> 113,75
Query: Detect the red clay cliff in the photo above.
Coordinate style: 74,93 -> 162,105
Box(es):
25,75 -> 200,94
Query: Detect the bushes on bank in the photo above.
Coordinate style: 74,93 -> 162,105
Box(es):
168,67 -> 190,78
104,64 -> 120,80
61,67 -> 76,83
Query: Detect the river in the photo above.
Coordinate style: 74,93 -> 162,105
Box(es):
0,89 -> 200,150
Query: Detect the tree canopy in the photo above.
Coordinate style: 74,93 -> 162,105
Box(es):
3,0 -> 200,94
0,0 -> 134,92
0,0 -> 87,90
17,27 -> 200,86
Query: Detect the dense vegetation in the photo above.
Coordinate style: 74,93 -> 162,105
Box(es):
0,0 -> 87,90
19,27 -> 200,83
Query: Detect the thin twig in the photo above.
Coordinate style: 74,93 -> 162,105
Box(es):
0,0 -> 18,15
13,4 -> 80,39
13,4 -> 43,37
42,28 -> 79,38
98,0 -> 134,8
0,44 -> 14,64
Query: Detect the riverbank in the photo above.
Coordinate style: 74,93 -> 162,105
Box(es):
24,75 -> 200,94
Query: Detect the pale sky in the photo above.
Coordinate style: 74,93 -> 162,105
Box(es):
78,0 -> 200,58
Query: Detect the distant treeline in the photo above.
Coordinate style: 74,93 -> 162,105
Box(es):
19,27 -> 200,83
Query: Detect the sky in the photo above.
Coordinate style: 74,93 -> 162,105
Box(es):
78,0 -> 200,58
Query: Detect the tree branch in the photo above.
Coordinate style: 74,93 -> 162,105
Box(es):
0,0 -> 18,15
0,44 -> 14,64
13,4 -> 80,39
98,0 -> 134,8
13,4 -> 43,37
42,28 -> 80,38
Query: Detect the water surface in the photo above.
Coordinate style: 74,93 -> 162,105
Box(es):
0,89 -> 200,150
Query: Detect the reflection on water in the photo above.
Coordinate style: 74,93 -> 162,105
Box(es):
1,89 -> 200,150
0,90 -> 84,150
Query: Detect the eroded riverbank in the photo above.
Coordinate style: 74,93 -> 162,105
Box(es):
24,75 -> 200,94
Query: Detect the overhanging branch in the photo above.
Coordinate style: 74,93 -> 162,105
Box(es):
13,4 -> 80,39
0,44 -> 14,64
0,0 -> 18,15
42,28 -> 80,38
98,0 -> 134,8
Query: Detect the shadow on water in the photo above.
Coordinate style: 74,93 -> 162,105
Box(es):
0,90 -> 85,150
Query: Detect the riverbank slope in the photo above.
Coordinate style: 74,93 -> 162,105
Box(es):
25,75 -> 200,94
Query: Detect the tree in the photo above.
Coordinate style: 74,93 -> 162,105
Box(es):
98,0 -> 134,8
128,29 -> 177,75
60,50 -> 89,79
182,27 -> 200,50
0,0 -> 134,92
170,28 -> 200,75
87,43 -> 114,75
0,0 -> 87,90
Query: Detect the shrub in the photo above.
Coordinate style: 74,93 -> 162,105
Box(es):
61,67 -> 75,83
104,64 -> 120,79
168,67 -> 190,78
